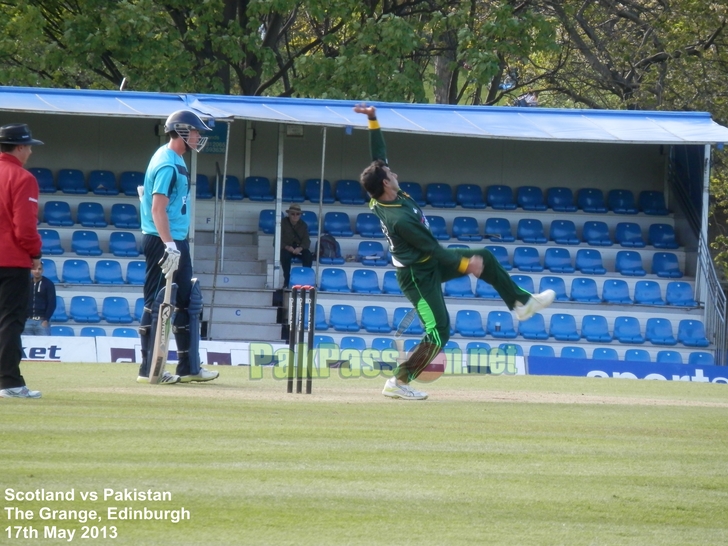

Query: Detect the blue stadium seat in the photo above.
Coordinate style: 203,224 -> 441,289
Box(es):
51,326 -> 75,336
313,335 -> 335,348
485,245 -> 512,270
593,347 -> 619,360
475,280 -> 499,299
71,230 -> 103,256
511,274 -> 535,294
258,210 -> 276,234
360,306 -> 392,333
486,311 -> 517,339
39,229 -> 64,255
427,215 -> 450,240
499,343 -> 524,357
648,224 -> 679,249
357,241 -> 388,266
335,179 -> 367,205
29,167 -> 55,193
51,295 -> 68,322
41,258 -> 60,283
615,222 -> 645,248
639,191 -> 668,215
404,339 -> 421,353
77,202 -> 107,228
304,178 -> 335,203
109,232 -> 140,257
80,326 -> 106,337
582,221 -> 612,246
625,349 -> 651,362
69,295 -> 100,322
393,308 -> 424,335
300,210 -> 318,236
486,185 -> 516,210
290,266 -> 316,287
119,171 -> 144,196
328,304 -> 360,332
465,342 -> 492,372
613,316 -> 645,344
656,350 -> 683,364
615,250 -> 646,276
602,279 -> 632,304
452,216 -> 483,241
62,259 -> 93,284
517,186 -> 546,211
444,276 -> 474,297
94,260 -> 125,285
220,175 -> 243,200
355,213 -> 383,238
88,170 -> 118,195
549,219 -> 579,245
282,177 -> 305,202
570,277 -> 600,303
340,336 -> 367,351
549,313 -> 580,341
426,183 -> 456,207
544,248 -> 574,273
652,252 -> 683,278
400,182 -> 426,206
688,351 -> 715,365
311,304 -> 328,331
382,271 -> 402,295
455,309 -> 486,337
133,297 -> 144,322
561,346 -> 587,359
575,249 -> 606,275
677,320 -> 710,347
513,247 -> 543,272
577,188 -> 607,213
539,276 -> 569,302
529,344 -> 555,357
317,237 -> 345,265
113,328 -> 139,338
43,201 -> 74,226
517,219 -> 547,244
57,168 -> 87,194
634,280 -> 665,305
455,184 -> 486,209
244,176 -> 274,201
547,187 -> 576,212
608,189 -> 637,214
581,315 -> 612,342
196,174 -> 213,199
126,260 -> 147,286
320,268 -> 350,293
323,212 -> 353,236
484,218 -> 514,242
645,317 -> 677,346
665,281 -> 697,307
352,269 -> 382,294
110,203 -> 140,229
518,313 -> 548,340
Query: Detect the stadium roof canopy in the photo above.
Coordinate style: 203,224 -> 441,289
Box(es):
1,85 -> 727,146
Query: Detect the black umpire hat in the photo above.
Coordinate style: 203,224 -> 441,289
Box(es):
0,124 -> 44,146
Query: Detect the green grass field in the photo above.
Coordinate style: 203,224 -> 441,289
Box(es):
2,362 -> 728,545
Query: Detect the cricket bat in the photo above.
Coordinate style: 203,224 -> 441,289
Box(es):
149,275 -> 174,384
393,307 -> 418,364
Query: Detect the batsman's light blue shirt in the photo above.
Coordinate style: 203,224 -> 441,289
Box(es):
140,145 -> 190,240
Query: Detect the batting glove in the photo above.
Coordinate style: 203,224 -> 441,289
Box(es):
159,242 -> 181,279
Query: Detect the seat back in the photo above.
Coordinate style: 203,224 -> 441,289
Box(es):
80,326 -> 107,337
486,245 -> 511,270
102,297 -> 133,323
608,189 -> 637,214
486,311 -> 516,338
677,320 -> 709,347
561,346 -> 587,359
94,260 -> 125,284
615,222 -> 645,247
452,216 -> 483,241
652,252 -> 682,278
486,185 -> 516,210
113,328 -> 139,338
351,269 -> 382,294
57,168 -> 87,194
577,188 -> 607,212
582,221 -> 612,246
282,177 -> 305,202
656,350 -> 683,364
400,182 -> 426,205
328,305 -> 360,332
570,277 -> 600,303
393,308 -> 424,335
71,230 -> 103,256
61,259 -> 93,284
320,268 -> 350,292
196,174 -> 213,199
335,179 -> 367,204
360,306 -> 391,333
613,316 -> 645,343
602,279 -> 632,304
244,176 -> 273,201
539,276 -> 568,301
41,258 -> 60,283
258,210 -> 276,234
77,202 -> 107,227
426,183 -> 456,207
615,250 -> 646,276
634,280 -> 664,305
382,271 -> 402,295
546,187 -> 576,211
625,349 -> 651,362
484,218 -> 514,241
455,184 -> 486,208
592,347 -> 619,360
544,247 -> 574,273
513,247 -> 543,272
511,274 -> 534,294
110,203 -> 140,229
665,281 -> 696,306
455,309 -> 486,337
356,213 -> 384,238
88,170 -> 118,195
69,295 -> 100,322
517,219 -> 547,243
517,186 -> 546,210
518,313 -> 548,340
39,229 -> 65,255
581,315 -> 612,342
575,249 -> 606,274
648,223 -> 678,249
51,325 -> 75,336
639,191 -> 668,215
427,215 -> 450,240
119,171 -> 144,196
290,266 -> 316,288
29,167 -> 56,193
340,336 -> 367,351
44,201 -> 74,226
443,276 -> 473,297
645,317 -> 676,345
529,344 -> 555,357
304,178 -> 334,203
323,211 -> 353,236
51,295 -> 69,322
109,231 -> 140,257
549,219 -> 579,244
549,313 -> 579,341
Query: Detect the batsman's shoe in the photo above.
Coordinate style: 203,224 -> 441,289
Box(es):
0,386 -> 42,398
514,289 -> 556,321
179,368 -> 219,383
382,377 -> 428,400
136,371 -> 180,384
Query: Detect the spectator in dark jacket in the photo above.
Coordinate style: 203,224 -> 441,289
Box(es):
280,204 -> 313,288
24,263 -> 56,336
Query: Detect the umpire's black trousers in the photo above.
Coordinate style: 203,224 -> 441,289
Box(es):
0,267 -> 31,389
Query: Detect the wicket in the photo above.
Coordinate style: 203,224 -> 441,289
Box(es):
287,285 -> 316,394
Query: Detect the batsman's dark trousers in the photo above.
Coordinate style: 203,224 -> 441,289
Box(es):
0,267 -> 31,389
394,248 -> 530,382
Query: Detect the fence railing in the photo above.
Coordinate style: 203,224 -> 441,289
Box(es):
696,234 -> 727,364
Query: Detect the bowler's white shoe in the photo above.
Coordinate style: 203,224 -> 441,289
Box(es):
514,290 -> 556,321
382,377 -> 428,400
137,371 -> 180,384
0,386 -> 41,398
179,368 -> 219,383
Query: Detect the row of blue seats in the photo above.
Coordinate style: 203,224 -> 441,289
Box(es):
260,209 -> 679,249
314,303 -> 710,347
42,201 -> 139,228
40,230 -> 140,257
51,295 -> 141,324
42,258 -> 144,285
49,326 -> 138,338
312,335 -> 714,365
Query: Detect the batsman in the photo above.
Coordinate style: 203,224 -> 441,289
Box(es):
137,110 -> 220,385
355,104 -> 554,400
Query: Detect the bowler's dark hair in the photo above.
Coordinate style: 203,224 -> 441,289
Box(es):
359,160 -> 389,199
